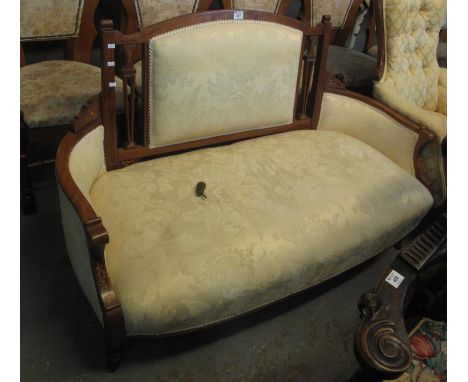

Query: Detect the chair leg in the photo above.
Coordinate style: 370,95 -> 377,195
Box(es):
20,116 -> 36,215
106,343 -> 123,372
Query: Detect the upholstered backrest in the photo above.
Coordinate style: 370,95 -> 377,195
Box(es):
380,0 -> 446,111
135,0 -> 199,27
20,0 -> 84,41
147,20 -> 302,148
309,0 -> 355,28
231,0 -> 282,12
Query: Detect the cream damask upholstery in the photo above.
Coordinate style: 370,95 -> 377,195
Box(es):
89,129 -> 432,335
318,92 -> 446,205
20,0 -> 84,40
231,0 -> 281,12
310,0 -> 355,28
20,61 -> 124,128
133,0 -> 200,91
148,21 -> 302,147
373,0 -> 447,140
135,0 -> 199,27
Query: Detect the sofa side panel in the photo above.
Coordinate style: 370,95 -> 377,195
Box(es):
58,185 -> 103,324
317,92 -> 418,175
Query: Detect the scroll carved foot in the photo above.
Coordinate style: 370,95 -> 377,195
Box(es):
355,291 -> 412,380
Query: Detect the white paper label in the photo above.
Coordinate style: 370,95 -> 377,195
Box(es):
108,81 -> 117,88
385,270 -> 405,288
107,43 -> 115,49
107,61 -> 115,67
234,11 -> 244,20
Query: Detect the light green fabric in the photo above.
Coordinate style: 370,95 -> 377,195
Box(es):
90,130 -> 432,335
148,20 -> 302,147
20,0 -> 83,40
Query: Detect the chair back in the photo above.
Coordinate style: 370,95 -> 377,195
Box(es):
99,10 -> 332,169
375,0 -> 446,111
20,0 -> 99,64
223,0 -> 287,13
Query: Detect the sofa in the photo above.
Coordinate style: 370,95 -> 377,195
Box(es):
56,9 -> 444,370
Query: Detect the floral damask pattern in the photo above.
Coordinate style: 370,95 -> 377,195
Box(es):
21,61 -> 124,128
135,0 -> 198,26
232,0 -> 281,12
311,0 -> 354,28
148,21 -> 302,147
90,130 -> 432,335
20,0 -> 83,40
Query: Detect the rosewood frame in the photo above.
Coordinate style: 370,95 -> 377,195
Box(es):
100,10 -> 331,170
56,9 -> 437,370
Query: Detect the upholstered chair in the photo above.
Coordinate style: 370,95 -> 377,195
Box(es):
303,0 -> 378,90
372,0 -> 447,142
221,0 -> 291,13
367,2 -> 447,68
121,0 -> 215,92
20,0 -> 124,213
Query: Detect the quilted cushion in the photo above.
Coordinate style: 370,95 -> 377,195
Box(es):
20,60 -> 124,128
90,130 -> 432,335
327,45 -> 377,88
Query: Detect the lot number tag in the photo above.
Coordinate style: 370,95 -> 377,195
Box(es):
234,11 -> 244,20
385,270 -> 404,288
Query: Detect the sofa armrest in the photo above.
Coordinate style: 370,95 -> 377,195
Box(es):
373,79 -> 447,141
318,89 -> 445,206
56,96 -> 126,363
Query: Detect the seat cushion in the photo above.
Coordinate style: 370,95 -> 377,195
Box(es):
327,45 -> 377,88
21,60 -> 124,128
90,130 -> 432,336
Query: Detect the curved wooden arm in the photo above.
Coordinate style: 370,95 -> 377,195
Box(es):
56,95 -> 126,370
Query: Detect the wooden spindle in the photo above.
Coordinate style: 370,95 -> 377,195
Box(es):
121,44 -> 137,149
298,35 -> 314,120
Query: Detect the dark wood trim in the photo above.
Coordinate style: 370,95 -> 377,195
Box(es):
309,15 -> 332,129
110,10 -> 321,44
117,120 -> 311,163
100,10 -> 329,168
70,0 -> 100,63
100,20 -> 119,170
20,45 -> 26,67
374,0 -> 386,80
56,95 -> 126,370
324,86 -> 436,195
